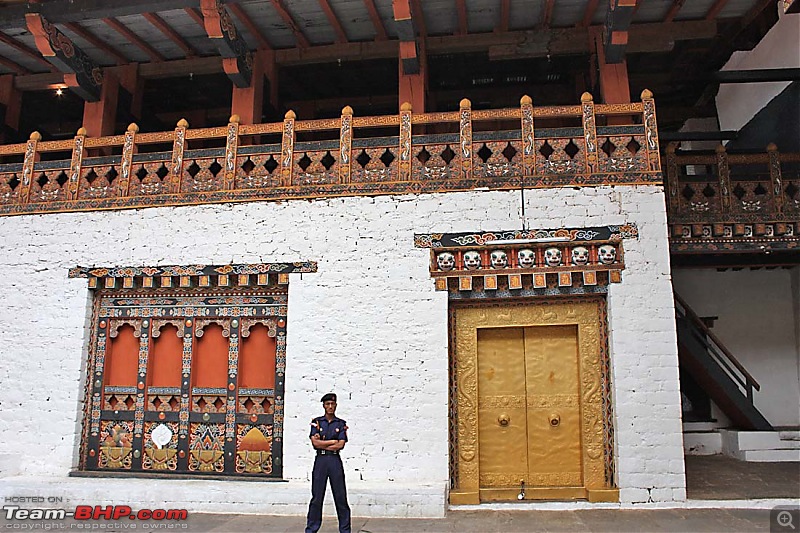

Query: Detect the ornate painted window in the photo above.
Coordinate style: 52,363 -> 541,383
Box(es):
71,263 -> 315,478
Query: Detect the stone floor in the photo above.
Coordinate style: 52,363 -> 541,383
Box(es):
686,455 -> 800,499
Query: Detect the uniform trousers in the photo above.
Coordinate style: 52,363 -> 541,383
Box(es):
305,454 -> 351,533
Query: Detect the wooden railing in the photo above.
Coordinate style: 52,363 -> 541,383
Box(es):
0,91 -> 662,217
665,143 -> 800,229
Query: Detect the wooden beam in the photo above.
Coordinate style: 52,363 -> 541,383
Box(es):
103,17 -> 165,62
26,13 -> 102,101
184,7 -> 206,29
363,0 -> 388,41
82,70 -> 119,137
542,0 -> 555,29
318,0 -> 349,44
664,0 -> 687,23
143,12 -> 198,57
410,0 -> 427,39
456,0 -> 468,35
228,3 -> 273,50
604,0 -> 640,64
62,22 -> 129,65
200,0 -> 253,87
496,0 -> 510,33
705,0 -> 731,19
0,55 -> 30,75
0,30 -> 56,71
393,0 -> 420,75
579,0 -> 600,27
270,0 -> 311,48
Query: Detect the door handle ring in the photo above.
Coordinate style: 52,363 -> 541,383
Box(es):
549,413 -> 561,427
498,414 -> 510,426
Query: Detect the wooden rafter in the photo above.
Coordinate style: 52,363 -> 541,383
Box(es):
62,22 -> 128,65
228,3 -> 273,50
103,17 -> 165,62
579,0 -> 600,27
542,0 -> 555,29
705,0 -> 731,19
318,0 -> 348,44
664,0 -> 687,23
0,56 -> 29,75
200,0 -> 253,87
456,0 -> 468,35
496,0 -> 510,32
410,0 -> 427,39
143,12 -> 197,57
184,7 -> 206,29
270,0 -> 311,48
26,13 -> 102,101
362,0 -> 388,41
0,30 -> 57,71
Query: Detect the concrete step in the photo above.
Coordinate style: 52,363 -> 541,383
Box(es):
725,430 -> 800,451
683,421 -> 723,432
779,430 -> 800,441
684,431 -> 722,455
741,449 -> 800,462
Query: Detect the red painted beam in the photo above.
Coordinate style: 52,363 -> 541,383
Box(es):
410,0 -> 427,38
184,7 -> 206,29
143,12 -> 197,57
664,0 -> 687,23
496,0 -> 510,32
579,0 -> 600,27
705,0 -> 731,19
363,0 -> 388,41
228,2 -> 273,50
103,17 -> 165,62
63,22 -> 128,65
542,0 -> 555,29
270,0 -> 311,48
456,0 -> 468,35
318,0 -> 348,43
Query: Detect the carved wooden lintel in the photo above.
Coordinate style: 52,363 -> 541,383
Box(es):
200,0 -> 253,88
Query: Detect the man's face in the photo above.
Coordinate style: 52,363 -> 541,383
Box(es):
323,400 -> 336,416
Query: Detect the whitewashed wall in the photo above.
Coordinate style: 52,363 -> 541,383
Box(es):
0,185 -> 682,515
716,7 -> 800,134
673,268 -> 800,427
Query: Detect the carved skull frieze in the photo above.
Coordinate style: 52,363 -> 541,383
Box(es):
517,249 -> 536,269
463,251 -> 482,270
598,245 -> 617,265
489,250 -> 508,269
436,252 -> 455,271
571,246 -> 589,266
544,247 -> 562,267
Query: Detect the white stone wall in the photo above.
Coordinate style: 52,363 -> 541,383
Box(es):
0,185 -> 682,515
673,268 -> 800,427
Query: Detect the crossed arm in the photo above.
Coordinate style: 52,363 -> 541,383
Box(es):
311,433 -> 346,451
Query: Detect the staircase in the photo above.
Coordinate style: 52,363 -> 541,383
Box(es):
720,430 -> 800,461
675,294 -> 772,431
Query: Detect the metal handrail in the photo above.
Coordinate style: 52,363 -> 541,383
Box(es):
674,293 -> 760,403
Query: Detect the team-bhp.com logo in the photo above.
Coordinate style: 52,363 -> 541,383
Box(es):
4,505 -> 188,521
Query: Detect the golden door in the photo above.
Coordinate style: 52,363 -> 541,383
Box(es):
477,326 -> 583,500
450,301 -> 617,504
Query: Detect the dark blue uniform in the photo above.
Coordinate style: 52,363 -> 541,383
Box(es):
305,415 -> 351,533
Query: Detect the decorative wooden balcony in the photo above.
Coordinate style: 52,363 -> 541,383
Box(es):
666,144 -> 800,256
0,92 -> 661,217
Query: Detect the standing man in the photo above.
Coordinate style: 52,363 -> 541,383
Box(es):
305,393 -> 351,533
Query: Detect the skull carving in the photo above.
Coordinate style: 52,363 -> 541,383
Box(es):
544,247 -> 562,267
463,251 -> 482,270
598,245 -> 617,265
489,250 -> 508,269
436,252 -> 455,271
571,246 -> 589,266
517,249 -> 536,269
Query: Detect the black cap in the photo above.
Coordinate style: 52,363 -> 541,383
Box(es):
321,393 -> 337,403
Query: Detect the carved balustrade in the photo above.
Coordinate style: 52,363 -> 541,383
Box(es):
0,92 -> 661,217
666,143 -> 800,252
